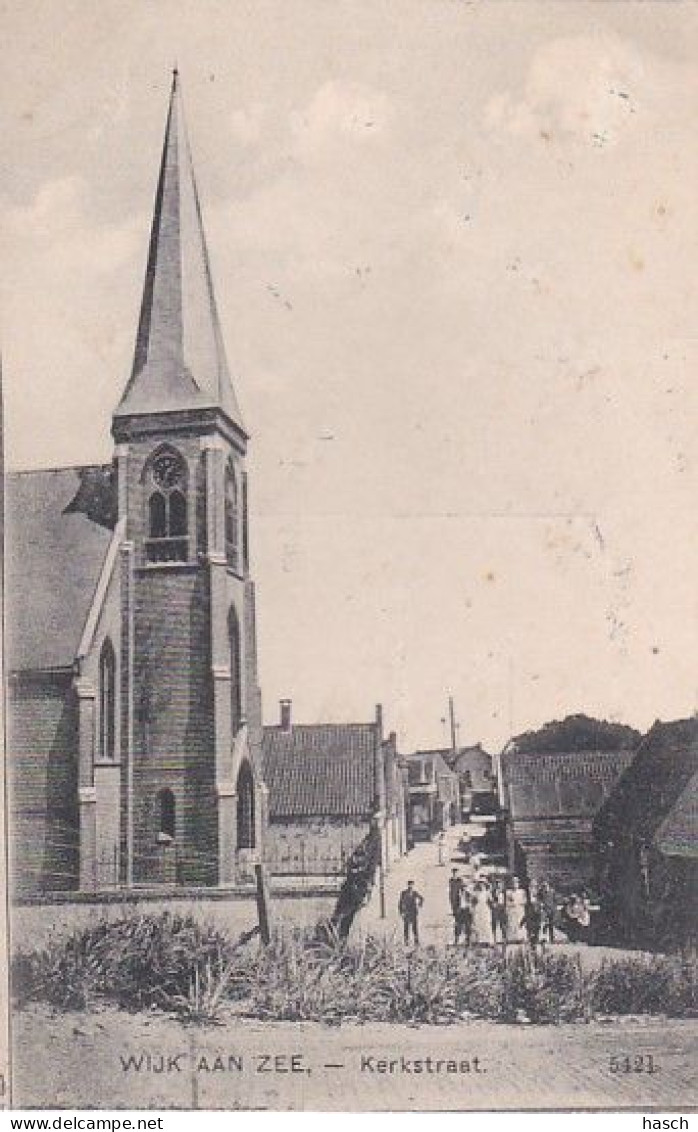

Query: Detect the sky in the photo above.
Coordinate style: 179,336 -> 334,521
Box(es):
1,0 -> 697,752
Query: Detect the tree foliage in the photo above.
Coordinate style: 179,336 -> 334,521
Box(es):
507,714 -> 641,755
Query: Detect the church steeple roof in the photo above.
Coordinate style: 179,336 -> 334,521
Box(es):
114,71 -> 245,432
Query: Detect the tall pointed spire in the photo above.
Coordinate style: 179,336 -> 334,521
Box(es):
115,71 -> 245,431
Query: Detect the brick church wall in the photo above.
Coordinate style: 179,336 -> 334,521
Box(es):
8,672 -> 79,895
132,566 -> 216,885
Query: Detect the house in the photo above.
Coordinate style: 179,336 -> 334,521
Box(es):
499,715 -> 640,891
594,718 -> 698,947
7,73 -> 266,895
404,750 -> 460,842
444,744 -> 495,813
261,701 -> 408,878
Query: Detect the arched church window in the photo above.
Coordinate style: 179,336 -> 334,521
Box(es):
148,492 -> 167,539
146,448 -> 188,562
157,788 -> 176,840
224,462 -> 239,571
229,606 -> 242,736
169,489 -> 187,537
236,761 -> 255,849
241,472 -> 249,573
98,639 -> 116,761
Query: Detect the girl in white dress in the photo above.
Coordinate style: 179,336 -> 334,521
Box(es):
470,881 -> 494,946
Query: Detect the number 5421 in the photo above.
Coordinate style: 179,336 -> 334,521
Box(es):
609,1054 -> 659,1074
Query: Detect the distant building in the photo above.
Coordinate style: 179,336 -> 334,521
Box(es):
594,718 -> 698,947
500,715 -> 640,891
262,701 -> 408,878
444,744 -> 495,813
404,750 -> 460,842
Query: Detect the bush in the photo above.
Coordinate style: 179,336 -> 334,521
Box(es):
592,954 -> 698,1018
12,912 -> 252,1019
500,949 -> 589,1023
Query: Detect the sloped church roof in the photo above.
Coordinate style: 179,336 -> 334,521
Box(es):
5,467 -> 115,671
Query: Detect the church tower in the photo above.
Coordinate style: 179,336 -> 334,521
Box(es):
111,72 -> 265,886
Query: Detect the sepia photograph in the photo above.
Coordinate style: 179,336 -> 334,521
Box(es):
1,0 -> 696,1113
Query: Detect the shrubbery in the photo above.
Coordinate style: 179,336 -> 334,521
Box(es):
12,913 -> 698,1025
591,954 -> 697,1018
12,913 -> 250,1019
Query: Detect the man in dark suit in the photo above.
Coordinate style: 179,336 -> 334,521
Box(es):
398,879 -> 424,945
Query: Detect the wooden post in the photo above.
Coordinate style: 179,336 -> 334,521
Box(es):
254,862 -> 272,946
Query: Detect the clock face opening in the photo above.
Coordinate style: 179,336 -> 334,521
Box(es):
153,453 -> 184,490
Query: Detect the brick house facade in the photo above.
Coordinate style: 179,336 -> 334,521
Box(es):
499,716 -> 641,892
7,73 -> 266,894
404,750 -> 460,841
261,701 -> 408,879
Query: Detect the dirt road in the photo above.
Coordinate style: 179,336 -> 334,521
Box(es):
12,1005 -> 697,1110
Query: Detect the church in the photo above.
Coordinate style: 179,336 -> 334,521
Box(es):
7,73 -> 267,894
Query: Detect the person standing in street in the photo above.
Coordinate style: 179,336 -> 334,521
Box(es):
459,881 -> 474,947
505,876 -> 528,945
470,880 -> 494,946
490,878 -> 507,944
398,879 -> 424,945
538,881 -> 557,944
448,868 -> 463,943
524,881 -> 543,947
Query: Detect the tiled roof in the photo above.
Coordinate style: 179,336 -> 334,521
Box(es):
262,723 -> 378,819
5,467 -> 114,671
502,748 -> 635,785
594,718 -> 698,844
654,771 -> 698,859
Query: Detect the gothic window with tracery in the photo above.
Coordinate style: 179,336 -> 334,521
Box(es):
146,448 -> 188,562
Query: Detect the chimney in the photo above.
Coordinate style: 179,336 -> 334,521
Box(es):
279,698 -> 292,732
375,703 -> 383,741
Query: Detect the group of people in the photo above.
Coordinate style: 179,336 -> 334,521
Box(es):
397,872 -> 562,947
447,871 -> 559,947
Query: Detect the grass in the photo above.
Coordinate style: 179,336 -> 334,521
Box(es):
12,913 -> 698,1025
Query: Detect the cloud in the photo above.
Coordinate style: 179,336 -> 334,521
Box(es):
290,80 -> 392,158
230,103 -> 266,146
1,176 -> 143,467
485,34 -> 645,147
2,175 -> 140,277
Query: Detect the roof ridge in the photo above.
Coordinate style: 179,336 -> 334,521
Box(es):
7,462 -> 108,477
263,720 -> 376,730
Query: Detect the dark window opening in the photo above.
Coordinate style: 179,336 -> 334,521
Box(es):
225,463 -> 239,571
158,788 -> 176,840
242,472 -> 249,572
99,640 -> 116,761
236,762 -> 255,849
169,489 -> 187,536
229,607 -> 242,736
148,492 -> 167,538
